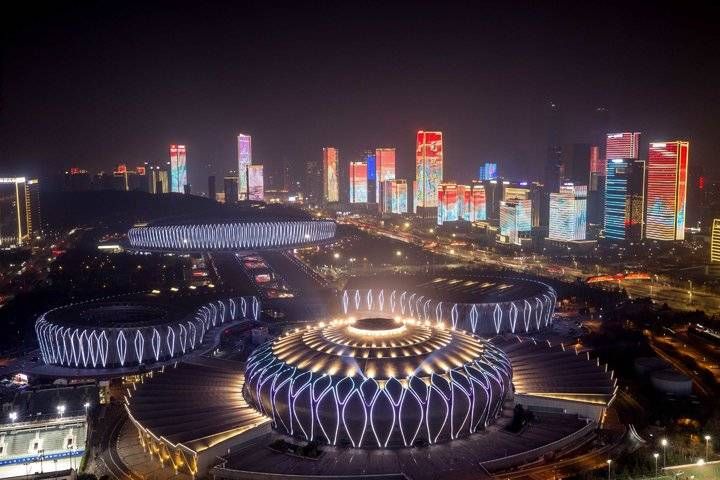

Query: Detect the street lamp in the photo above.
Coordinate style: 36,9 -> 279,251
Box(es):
661,438 -> 668,468
8,412 -> 17,423
84,402 -> 90,417
704,435 -> 711,460
57,404 -> 65,418
606,459 -> 612,480
653,452 -> 659,479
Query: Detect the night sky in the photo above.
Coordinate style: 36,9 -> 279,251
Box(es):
2,0 -> 719,191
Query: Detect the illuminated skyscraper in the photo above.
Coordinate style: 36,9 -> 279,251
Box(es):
0,177 -> 41,246
237,134 -> 252,200
549,184 -> 588,241
478,163 -> 498,181
437,183 -> 459,225
645,141 -> 689,241
248,165 -> 265,201
711,219 -> 720,263
323,147 -> 339,203
376,148 -> 396,203
349,161 -> 368,203
382,179 -> 408,214
603,133 -> 645,241
499,200 -> 532,246
415,131 -> 443,211
606,132 -> 640,160
458,184 -> 472,221
364,151 -> 377,203
588,145 -> 605,225
471,182 -> 487,221
169,144 -> 187,193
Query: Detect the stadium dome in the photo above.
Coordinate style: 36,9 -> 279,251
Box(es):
35,294 -> 259,369
126,205 -> 336,252
244,315 -> 512,448
342,275 -> 557,336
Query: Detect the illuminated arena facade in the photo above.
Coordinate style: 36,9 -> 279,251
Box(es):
35,295 -> 259,369
342,276 -> 557,336
127,206 -> 335,252
244,316 -> 512,448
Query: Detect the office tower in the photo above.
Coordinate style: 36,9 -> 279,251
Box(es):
458,185 -> 472,221
549,184 -> 588,241
712,219 -> 720,262
415,131 -> 443,211
562,144 -> 591,185
606,132 -> 640,160
437,183 -> 459,225
223,176 -> 239,204
148,166 -> 169,194
323,147 -> 339,203
481,180 -> 503,220
0,177 -> 41,246
304,160 -> 323,204
471,182 -> 487,221
349,161 -> 368,203
364,151 -> 377,203
645,141 -> 689,241
500,199 -> 532,246
248,165 -> 264,201
544,103 -> 563,194
588,145 -> 605,225
603,132 -> 645,241
478,163 -> 498,181
281,157 -> 291,191
382,179 -> 408,214
237,134 -> 252,200
376,148 -> 396,204
208,176 -> 216,201
169,144 -> 187,193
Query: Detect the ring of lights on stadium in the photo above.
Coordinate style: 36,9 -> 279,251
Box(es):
342,276 -> 556,336
244,316 -> 512,448
126,206 -> 336,252
35,295 -> 259,369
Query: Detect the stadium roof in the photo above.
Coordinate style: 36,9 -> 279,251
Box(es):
345,274 -> 552,304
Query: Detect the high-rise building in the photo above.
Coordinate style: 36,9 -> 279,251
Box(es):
606,132 -> 640,160
208,176 -> 216,201
499,199 -> 532,246
458,184 -> 472,221
237,134 -> 252,200
549,184 -> 588,241
414,131 -> 443,211
169,144 -> 187,193
304,160 -> 323,204
147,165 -> 169,194
588,145 -> 605,225
322,147 -> 339,203
223,176 -> 238,204
562,144 -> 591,185
470,182 -> 487,221
375,148 -> 396,204
478,163 -> 498,181
364,151 -> 377,203
381,179 -> 408,214
248,165 -> 264,201
645,141 -> 689,241
437,183 -> 459,225
349,161 -> 368,203
603,132 -> 645,241
711,219 -> 720,263
0,177 -> 41,246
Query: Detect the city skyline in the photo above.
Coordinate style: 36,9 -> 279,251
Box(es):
2,2 -> 720,189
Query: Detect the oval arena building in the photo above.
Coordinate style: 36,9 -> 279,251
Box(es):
342,274 -> 557,336
127,205 -> 336,252
244,315 -> 512,448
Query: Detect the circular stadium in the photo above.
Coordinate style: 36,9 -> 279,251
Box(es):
243,315 -> 512,448
126,204 -> 336,252
35,293 -> 259,369
342,275 -> 557,336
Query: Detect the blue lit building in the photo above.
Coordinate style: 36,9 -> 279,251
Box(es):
478,162 -> 498,181
549,184 -> 587,241
603,159 -> 645,241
